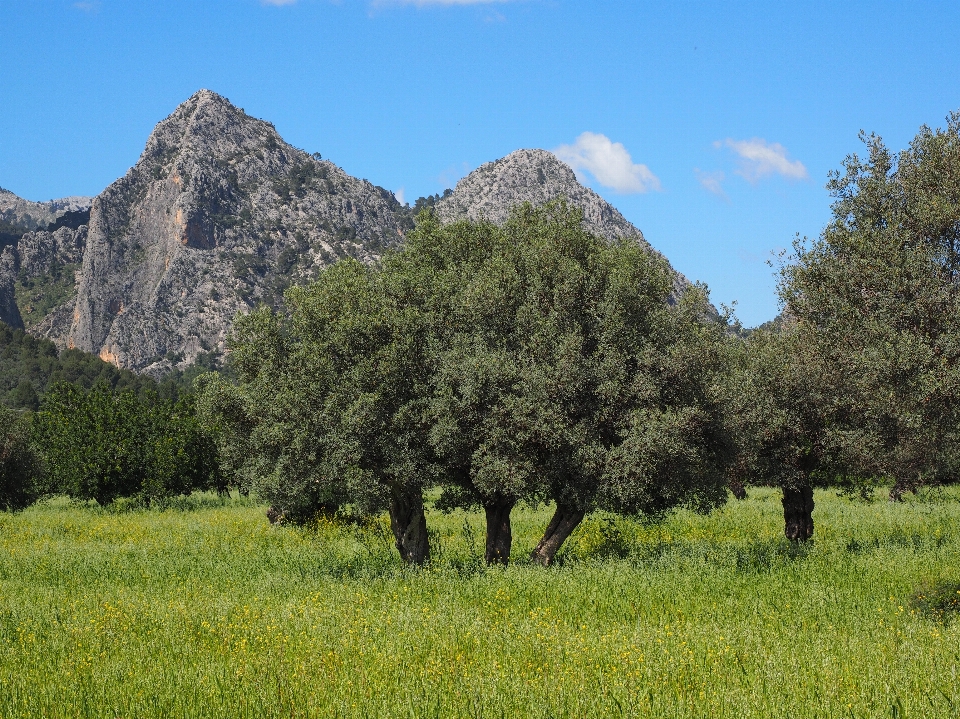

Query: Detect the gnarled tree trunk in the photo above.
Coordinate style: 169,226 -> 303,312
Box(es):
729,478 -> 747,500
389,489 -> 430,565
484,495 -> 516,565
530,503 -> 585,566
782,484 -> 814,541
889,476 -> 916,502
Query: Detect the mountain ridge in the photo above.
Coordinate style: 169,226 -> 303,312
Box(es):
0,89 -> 701,373
0,188 -> 92,232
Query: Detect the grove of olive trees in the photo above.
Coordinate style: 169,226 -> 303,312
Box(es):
6,113 -> 960,562
198,202 -> 734,564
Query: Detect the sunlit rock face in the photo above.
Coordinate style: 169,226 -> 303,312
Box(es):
64,89 -> 408,372
435,149 -> 696,302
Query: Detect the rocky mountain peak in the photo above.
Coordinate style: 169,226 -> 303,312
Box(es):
435,149 -> 648,244
436,148 -> 694,300
140,90 -> 283,170
65,89 -> 406,372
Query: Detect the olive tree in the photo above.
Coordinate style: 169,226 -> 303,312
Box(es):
724,323 -> 865,540
196,258 -> 441,564
407,204 -> 732,565
779,113 -> 960,502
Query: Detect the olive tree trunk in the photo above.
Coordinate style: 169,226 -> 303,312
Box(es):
484,496 -> 516,565
530,503 -> 585,566
729,478 -> 747,500
389,490 -> 430,565
782,485 -> 814,541
889,476 -> 917,502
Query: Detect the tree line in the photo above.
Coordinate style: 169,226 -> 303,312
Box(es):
0,324 -> 179,410
0,328 -> 223,511
4,113 -> 960,567
0,384 -> 222,512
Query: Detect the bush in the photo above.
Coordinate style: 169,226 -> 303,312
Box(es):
32,382 -> 220,506
0,405 -> 40,511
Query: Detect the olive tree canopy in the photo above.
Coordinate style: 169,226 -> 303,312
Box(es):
201,202 -> 733,566
779,114 -> 960,501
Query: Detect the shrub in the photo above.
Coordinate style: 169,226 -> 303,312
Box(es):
0,405 -> 40,511
32,382 -> 220,506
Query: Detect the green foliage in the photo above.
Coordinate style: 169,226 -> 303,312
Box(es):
402,204 -> 731,518
0,321 -> 178,410
0,405 -> 39,511
778,112 -> 960,494
395,189 -> 453,232
197,250 -> 439,524
1,488 -> 959,717
32,382 -> 221,506
911,580 -> 960,621
231,252 -> 268,279
725,325 -> 838,492
15,261 -> 80,326
335,224 -> 357,243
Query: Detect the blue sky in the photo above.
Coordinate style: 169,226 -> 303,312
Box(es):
3,1 -> 960,326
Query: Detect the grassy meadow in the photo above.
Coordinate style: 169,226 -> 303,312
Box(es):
0,487 -> 958,718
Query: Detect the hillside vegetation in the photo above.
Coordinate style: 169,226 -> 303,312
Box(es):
0,322 -> 205,410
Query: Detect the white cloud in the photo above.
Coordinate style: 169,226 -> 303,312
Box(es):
394,188 -> 406,205
695,168 -> 727,199
261,0 -> 297,5
719,138 -> 808,182
553,132 -> 661,194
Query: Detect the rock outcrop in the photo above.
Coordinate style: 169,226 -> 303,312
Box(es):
0,188 -> 92,231
0,247 -> 23,329
14,225 -> 88,339
62,89 -> 408,371
18,225 -> 87,277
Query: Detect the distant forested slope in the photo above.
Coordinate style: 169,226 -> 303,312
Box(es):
0,322 -> 215,409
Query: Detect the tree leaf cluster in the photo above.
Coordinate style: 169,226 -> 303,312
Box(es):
0,404 -> 40,511
731,111 -> 960,521
32,382 -> 222,506
199,202 -> 732,565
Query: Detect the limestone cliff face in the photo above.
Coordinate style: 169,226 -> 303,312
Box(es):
16,226 -> 88,340
0,247 -> 23,329
65,89 -> 406,371
435,149 -> 694,299
18,225 -> 87,277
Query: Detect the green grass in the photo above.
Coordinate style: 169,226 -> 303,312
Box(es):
1,488 -> 959,718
